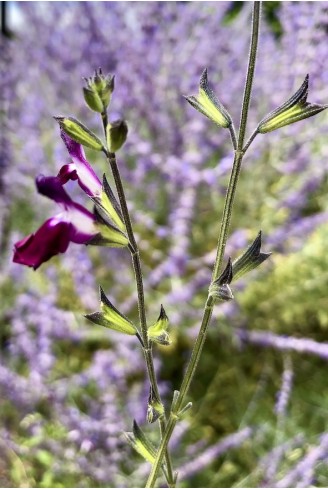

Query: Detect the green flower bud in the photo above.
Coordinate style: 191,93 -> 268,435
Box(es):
232,231 -> 271,281
83,68 -> 115,113
184,68 -> 232,128
106,120 -> 128,152
85,286 -> 136,335
147,305 -> 171,346
54,116 -> 104,151
258,75 -> 328,133
124,420 -> 157,464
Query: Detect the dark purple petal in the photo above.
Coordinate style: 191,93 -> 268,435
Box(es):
36,175 -> 72,207
58,163 -> 78,184
13,217 -> 72,269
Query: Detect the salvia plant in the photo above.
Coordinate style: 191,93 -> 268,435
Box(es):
12,2 -> 328,487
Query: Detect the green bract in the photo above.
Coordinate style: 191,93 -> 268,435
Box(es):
55,116 -> 104,151
184,68 -> 232,128
85,286 -> 136,335
258,75 -> 328,133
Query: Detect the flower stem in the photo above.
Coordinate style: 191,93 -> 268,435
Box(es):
101,115 -> 174,485
145,2 -> 261,487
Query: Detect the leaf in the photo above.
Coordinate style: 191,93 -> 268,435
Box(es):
184,68 -> 232,128
85,286 -> 136,335
258,75 -> 328,133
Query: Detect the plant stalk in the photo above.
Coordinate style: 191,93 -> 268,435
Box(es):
101,115 -> 174,485
145,2 -> 261,487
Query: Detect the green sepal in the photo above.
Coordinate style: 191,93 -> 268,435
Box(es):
92,174 -> 125,232
184,68 -> 232,128
85,286 -> 136,335
147,305 -> 171,345
258,75 -> 328,133
54,116 -> 104,151
83,68 -> 115,112
88,206 -> 128,247
147,388 -> 165,424
124,420 -> 157,464
106,120 -> 128,152
209,258 -> 234,301
232,231 -> 271,281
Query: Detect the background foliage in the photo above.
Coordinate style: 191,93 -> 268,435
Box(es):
2,1 -> 328,487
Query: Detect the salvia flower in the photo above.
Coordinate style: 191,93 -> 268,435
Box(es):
258,75 -> 328,133
13,176 -> 98,269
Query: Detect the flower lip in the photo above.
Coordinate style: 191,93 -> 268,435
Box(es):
59,130 -> 102,198
36,175 -> 73,207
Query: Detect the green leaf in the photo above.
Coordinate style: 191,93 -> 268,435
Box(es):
258,75 -> 328,133
184,68 -> 232,128
85,286 -> 136,335
232,231 -> 271,281
92,174 -> 125,232
106,120 -> 128,152
124,420 -> 157,464
147,305 -> 171,345
54,116 -> 104,151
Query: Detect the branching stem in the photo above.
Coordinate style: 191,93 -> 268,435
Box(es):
145,2 -> 261,487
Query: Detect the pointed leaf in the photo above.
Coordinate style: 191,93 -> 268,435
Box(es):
124,420 -> 157,464
85,286 -> 136,335
232,231 -> 271,281
147,305 -> 171,345
258,75 -> 328,133
184,68 -> 232,128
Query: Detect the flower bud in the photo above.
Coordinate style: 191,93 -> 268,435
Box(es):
85,286 -> 136,335
184,68 -> 232,128
124,420 -> 156,464
83,68 -> 115,113
258,75 -> 328,133
106,120 -> 128,152
54,116 -> 104,151
147,305 -> 171,346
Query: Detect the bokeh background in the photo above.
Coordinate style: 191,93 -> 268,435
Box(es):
2,1 -> 328,487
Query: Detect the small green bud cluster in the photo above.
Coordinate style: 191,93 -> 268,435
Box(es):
83,68 -> 115,113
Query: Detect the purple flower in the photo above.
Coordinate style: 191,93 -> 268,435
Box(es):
58,130 -> 102,198
13,175 -> 97,269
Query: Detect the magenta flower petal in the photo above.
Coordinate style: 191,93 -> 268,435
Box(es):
67,202 -> 98,244
13,217 -> 72,269
60,130 -> 101,198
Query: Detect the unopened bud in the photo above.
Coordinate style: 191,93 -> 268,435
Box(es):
106,120 -> 128,152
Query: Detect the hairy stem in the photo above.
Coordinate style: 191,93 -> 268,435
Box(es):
101,116 -> 174,485
145,2 -> 261,487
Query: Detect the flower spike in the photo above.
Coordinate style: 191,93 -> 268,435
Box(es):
184,68 -> 232,128
258,75 -> 328,133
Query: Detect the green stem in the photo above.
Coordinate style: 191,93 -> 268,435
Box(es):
145,3 -> 261,487
101,124 -> 174,484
